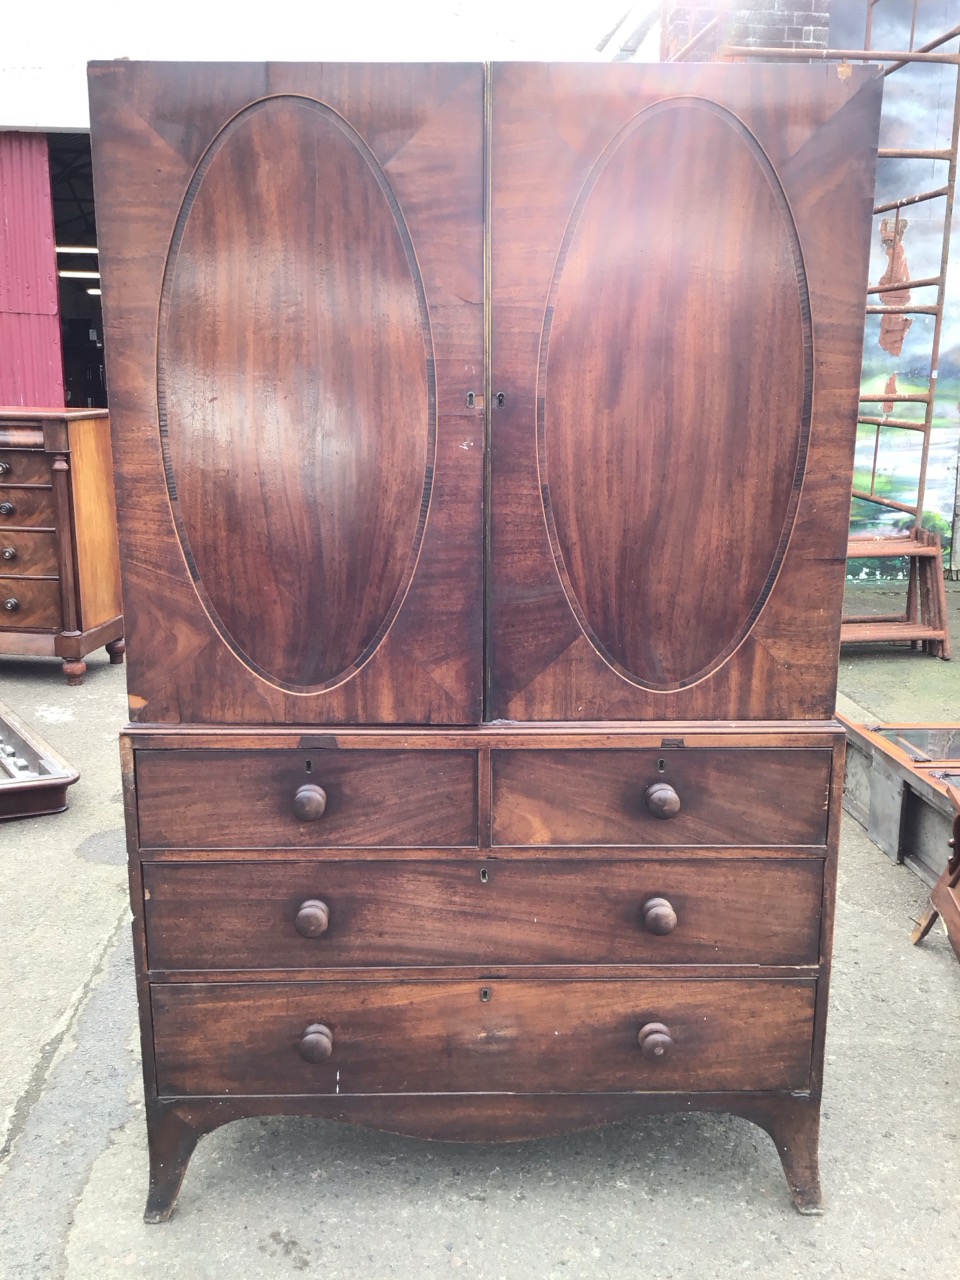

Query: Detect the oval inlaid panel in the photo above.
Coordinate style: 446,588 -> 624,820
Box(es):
158,96 -> 434,690
540,99 -> 812,691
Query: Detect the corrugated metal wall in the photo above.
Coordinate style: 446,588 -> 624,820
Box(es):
0,131 -> 64,406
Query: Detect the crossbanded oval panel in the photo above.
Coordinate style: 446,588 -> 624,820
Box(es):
158,96 -> 434,690
540,98 -> 812,691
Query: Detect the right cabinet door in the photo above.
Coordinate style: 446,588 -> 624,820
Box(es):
488,63 -> 882,723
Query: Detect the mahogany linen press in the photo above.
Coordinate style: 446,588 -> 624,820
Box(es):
88,60 -> 882,1220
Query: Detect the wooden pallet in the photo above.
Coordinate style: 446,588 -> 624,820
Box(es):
843,528 -> 951,658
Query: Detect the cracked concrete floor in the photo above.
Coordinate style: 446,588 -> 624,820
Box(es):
1,606 -> 959,1279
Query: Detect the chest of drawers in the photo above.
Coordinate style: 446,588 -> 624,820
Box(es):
90,60 -> 881,1220
0,410 -> 124,682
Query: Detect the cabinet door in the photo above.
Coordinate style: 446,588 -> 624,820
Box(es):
488,63 -> 882,722
90,63 -> 484,724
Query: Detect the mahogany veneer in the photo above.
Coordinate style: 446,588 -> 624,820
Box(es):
0,410 -> 123,683
90,60 -> 881,1221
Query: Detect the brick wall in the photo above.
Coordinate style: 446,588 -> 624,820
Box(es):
661,1 -> 831,61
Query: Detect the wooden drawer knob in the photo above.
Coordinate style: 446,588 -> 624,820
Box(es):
1,546 -> 16,561
638,1021 -> 674,1061
0,461 -> 9,475
294,898 -> 330,938
299,1023 -> 334,1063
642,897 -> 678,935
293,783 -> 327,822
645,782 -> 680,819
0,502 -> 15,517
3,597 -> 19,613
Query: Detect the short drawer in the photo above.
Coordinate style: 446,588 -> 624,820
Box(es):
142,857 -> 824,970
0,486 -> 55,529
0,449 -> 50,485
136,749 -> 478,849
492,748 -> 832,846
0,530 -> 59,577
152,977 -> 816,1096
0,577 -> 61,629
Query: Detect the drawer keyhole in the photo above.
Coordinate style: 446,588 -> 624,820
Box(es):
479,867 -> 489,884
480,987 -> 491,1002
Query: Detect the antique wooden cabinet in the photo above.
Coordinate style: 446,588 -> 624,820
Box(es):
88,60 -> 881,1221
0,408 -> 123,682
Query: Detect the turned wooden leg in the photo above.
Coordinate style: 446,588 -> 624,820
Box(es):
105,637 -> 126,665
753,1097 -> 823,1214
144,1104 -> 203,1223
63,659 -> 87,686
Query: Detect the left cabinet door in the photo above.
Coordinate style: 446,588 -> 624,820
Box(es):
90,63 -> 484,725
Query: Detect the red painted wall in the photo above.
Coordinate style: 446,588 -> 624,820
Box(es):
0,131 -> 64,407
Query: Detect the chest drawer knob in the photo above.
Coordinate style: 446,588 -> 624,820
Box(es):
0,502 -> 15,518
295,898 -> 330,938
299,1023 -> 334,1063
293,783 -> 327,821
645,782 -> 681,819
3,597 -> 19,613
638,1022 -> 674,1062
0,461 -> 9,475
1,547 -> 16,561
641,897 -> 678,935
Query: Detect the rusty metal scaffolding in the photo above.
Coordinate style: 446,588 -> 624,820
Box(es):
679,2 -> 960,655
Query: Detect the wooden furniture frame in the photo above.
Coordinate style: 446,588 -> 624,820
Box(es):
0,408 -> 124,683
89,59 -> 881,1221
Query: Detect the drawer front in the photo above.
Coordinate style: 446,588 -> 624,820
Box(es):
0,577 -> 61,629
0,530 -> 59,577
0,449 -> 50,485
143,857 -> 824,970
152,977 -> 816,1096
0,486 -> 55,529
136,749 -> 478,849
492,749 -> 832,846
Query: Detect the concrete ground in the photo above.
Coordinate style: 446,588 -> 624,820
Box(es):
1,591 -> 959,1280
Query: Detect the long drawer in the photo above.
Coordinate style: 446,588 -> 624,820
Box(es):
136,749 -> 479,849
152,977 -> 816,1097
142,857 -> 824,970
492,748 -> 832,846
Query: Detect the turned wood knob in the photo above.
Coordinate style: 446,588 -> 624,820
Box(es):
638,1021 -> 674,1061
642,897 -> 678,935
645,782 -> 681,819
0,502 -> 15,517
3,597 -> 19,613
294,898 -> 330,938
292,783 -> 327,821
299,1023 -> 334,1063
1,546 -> 16,561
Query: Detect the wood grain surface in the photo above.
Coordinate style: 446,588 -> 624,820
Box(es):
152,977 -> 816,1096
142,856 -> 823,970
491,748 -> 831,846
488,61 -> 882,721
135,747 -> 478,848
90,61 -> 484,724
